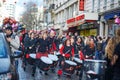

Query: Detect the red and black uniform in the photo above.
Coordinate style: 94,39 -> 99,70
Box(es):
36,38 -> 49,58
59,45 -> 74,59
48,37 -> 57,54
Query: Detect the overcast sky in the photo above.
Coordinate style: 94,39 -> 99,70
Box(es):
7,0 -> 43,20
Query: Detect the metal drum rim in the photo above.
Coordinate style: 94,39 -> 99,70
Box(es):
84,59 -> 107,63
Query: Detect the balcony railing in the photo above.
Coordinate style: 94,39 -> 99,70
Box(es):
110,3 -> 114,8
97,8 -> 100,12
118,1 -> 120,5
103,6 -> 106,10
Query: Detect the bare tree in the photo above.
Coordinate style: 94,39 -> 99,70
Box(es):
21,1 -> 38,30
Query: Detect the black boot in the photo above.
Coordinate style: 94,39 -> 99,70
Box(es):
45,72 -> 49,75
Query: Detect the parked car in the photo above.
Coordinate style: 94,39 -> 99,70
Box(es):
0,30 -> 20,80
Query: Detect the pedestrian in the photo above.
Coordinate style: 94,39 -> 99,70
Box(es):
5,26 -> 20,55
5,26 -> 20,72
74,32 -> 78,42
37,32 -> 48,58
105,28 -> 120,80
27,32 -> 37,77
59,39 -> 74,61
48,29 -> 57,54
95,36 -> 104,60
83,38 -> 95,59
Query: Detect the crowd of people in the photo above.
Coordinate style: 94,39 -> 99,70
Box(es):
2,24 -> 120,80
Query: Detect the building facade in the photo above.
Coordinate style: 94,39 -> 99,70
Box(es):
0,0 -> 4,26
3,2 -> 16,18
44,0 -> 120,37
43,0 -> 55,30
98,0 -> 120,37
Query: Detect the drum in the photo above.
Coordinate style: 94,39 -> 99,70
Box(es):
73,57 -> 83,70
48,54 -> 58,67
38,56 -> 53,71
84,59 -> 107,79
27,53 -> 36,65
63,60 -> 77,75
54,51 -> 61,58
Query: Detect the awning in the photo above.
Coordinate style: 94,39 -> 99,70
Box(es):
54,25 -> 61,29
66,13 -> 98,27
104,10 -> 120,20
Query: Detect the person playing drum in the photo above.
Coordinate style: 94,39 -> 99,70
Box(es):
47,29 -> 57,54
59,39 -> 75,66
36,32 -> 50,75
37,32 -> 49,58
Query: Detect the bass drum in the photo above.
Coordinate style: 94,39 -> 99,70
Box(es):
48,54 -> 58,67
84,59 -> 107,79
62,60 -> 77,75
27,53 -> 36,65
73,57 -> 83,70
54,51 -> 61,58
38,56 -> 53,71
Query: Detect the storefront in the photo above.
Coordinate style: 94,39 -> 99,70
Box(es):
66,17 -> 77,34
77,22 -> 99,36
100,9 -> 120,37
75,13 -> 99,36
66,13 -> 98,36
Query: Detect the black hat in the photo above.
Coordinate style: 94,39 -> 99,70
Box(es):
5,26 -> 12,31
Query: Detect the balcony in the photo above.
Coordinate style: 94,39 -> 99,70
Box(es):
110,3 -> 114,8
97,8 -> 100,12
119,1 -> 120,5
49,4 -> 55,10
103,6 -> 106,10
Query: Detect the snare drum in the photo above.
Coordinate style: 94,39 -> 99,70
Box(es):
63,60 -> 77,74
48,54 -> 58,67
73,57 -> 83,70
84,59 -> 107,76
27,53 -> 36,65
38,56 -> 53,71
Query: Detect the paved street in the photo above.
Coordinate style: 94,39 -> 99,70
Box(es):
18,59 -> 80,80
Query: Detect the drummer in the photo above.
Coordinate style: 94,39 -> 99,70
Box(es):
37,32 -> 49,58
59,39 -> 74,64
74,36 -> 85,60
73,36 -> 85,78
47,29 -> 57,54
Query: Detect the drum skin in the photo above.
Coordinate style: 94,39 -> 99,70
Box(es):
37,57 -> 53,71
73,57 -> 83,70
27,54 -> 36,65
48,54 -> 58,67
84,59 -> 107,75
62,60 -> 77,74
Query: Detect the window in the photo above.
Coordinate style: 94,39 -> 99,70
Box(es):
111,0 -> 114,3
92,0 -> 95,12
98,0 -> 100,9
104,0 -> 107,5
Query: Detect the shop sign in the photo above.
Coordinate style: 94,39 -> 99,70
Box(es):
67,18 -> 75,24
76,14 -> 85,21
79,0 -> 84,11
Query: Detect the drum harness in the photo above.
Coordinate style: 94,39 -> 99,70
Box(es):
63,49 -> 72,60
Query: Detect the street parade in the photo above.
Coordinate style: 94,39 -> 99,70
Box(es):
0,0 -> 120,80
